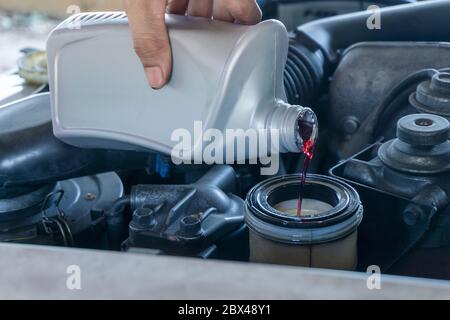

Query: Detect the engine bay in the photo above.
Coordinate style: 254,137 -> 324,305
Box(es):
1,0 -> 450,284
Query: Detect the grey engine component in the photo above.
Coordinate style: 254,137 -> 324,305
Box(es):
0,171 -> 123,245
0,92 -> 145,245
328,42 -> 450,159
330,114 -> 450,277
123,165 -> 245,257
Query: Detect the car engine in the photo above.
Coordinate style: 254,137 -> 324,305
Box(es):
1,0 -> 450,283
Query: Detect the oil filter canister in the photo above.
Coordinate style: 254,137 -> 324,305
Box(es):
245,174 -> 363,270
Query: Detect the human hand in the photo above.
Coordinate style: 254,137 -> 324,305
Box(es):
123,0 -> 262,89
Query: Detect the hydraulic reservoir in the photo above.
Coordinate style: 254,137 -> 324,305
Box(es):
245,174 -> 363,270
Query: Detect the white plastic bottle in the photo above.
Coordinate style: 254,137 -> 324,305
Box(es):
47,13 -> 317,162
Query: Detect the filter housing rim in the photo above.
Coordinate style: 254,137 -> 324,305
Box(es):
244,174 -> 363,245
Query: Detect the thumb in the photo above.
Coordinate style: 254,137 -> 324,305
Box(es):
124,0 -> 171,89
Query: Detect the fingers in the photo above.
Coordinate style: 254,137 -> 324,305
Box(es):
123,0 -> 171,89
188,0 -> 214,18
222,0 -> 262,24
167,0 -> 189,15
213,0 -> 234,22
167,0 -> 262,24
123,0 -> 262,89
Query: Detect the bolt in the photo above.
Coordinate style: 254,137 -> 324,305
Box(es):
402,204 -> 424,226
132,208 -> 156,227
84,193 -> 96,201
179,215 -> 202,237
343,117 -> 360,134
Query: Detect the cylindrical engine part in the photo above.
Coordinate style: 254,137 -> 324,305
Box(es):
245,174 -> 363,270
249,230 -> 358,270
378,114 -> 450,174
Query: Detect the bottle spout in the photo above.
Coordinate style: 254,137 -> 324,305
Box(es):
266,101 -> 318,154
297,107 -> 318,154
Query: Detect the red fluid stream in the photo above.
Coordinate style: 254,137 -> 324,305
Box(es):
296,139 -> 314,216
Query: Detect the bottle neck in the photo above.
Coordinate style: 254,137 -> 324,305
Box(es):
265,101 -> 318,153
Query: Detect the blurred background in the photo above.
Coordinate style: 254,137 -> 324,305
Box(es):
0,1 -> 121,72
0,0 -> 418,81
0,0 -> 421,71
0,0 -> 422,87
